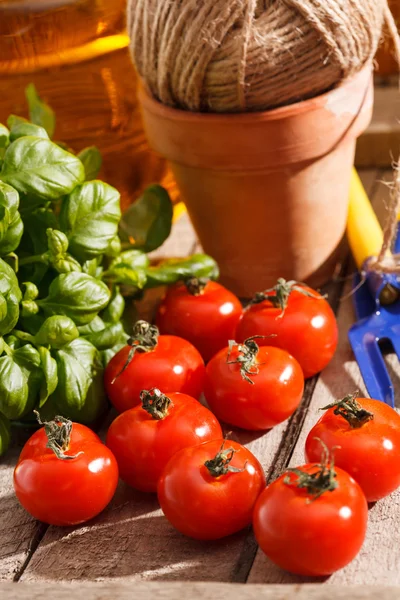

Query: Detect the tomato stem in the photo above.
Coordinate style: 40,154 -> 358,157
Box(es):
284,439 -> 338,501
140,388 -> 171,420
321,392 -> 374,428
250,278 -> 324,315
185,277 -> 208,296
204,440 -> 247,477
226,336 -> 270,384
111,320 -> 159,383
34,410 -> 82,461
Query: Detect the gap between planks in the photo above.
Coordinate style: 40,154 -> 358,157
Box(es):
2,170 -> 394,587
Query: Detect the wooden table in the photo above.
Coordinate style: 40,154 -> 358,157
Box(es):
1,169 -> 400,599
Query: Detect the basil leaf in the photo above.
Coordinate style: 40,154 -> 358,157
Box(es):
9,122 -> 49,142
0,124 -> 10,149
38,346 -> 58,407
0,413 -> 11,456
60,181 -> 121,261
101,285 -> 125,323
25,83 -> 55,138
119,184 -> 172,252
13,344 -> 43,416
34,315 -> 79,348
0,137 -> 84,200
145,254 -> 219,288
0,258 -> 21,335
7,115 -> 28,130
104,249 -> 148,288
105,235 -> 121,258
109,249 -> 150,271
0,182 -> 23,255
82,320 -> 125,351
50,338 -> 106,423
0,355 -> 28,419
19,207 -> 57,284
101,337 -> 127,367
46,228 -> 82,274
77,146 -> 102,181
77,316 -> 104,336
38,272 -> 110,325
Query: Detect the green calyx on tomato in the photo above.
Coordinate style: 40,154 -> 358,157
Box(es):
284,439 -> 338,501
34,410 -> 82,460
185,277 -> 209,296
140,387 -> 171,420
227,336 -> 270,385
204,440 -> 246,477
111,320 -> 159,383
321,392 -> 374,429
250,278 -> 323,315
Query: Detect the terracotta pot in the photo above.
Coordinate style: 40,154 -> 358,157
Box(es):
139,66 -> 373,297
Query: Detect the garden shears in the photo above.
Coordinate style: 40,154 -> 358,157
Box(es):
347,169 -> 400,408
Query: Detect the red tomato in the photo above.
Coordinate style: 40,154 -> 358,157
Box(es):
204,337 -> 304,430
253,461 -> 368,576
156,278 -> 243,362
14,416 -> 118,526
104,320 -> 205,413
106,389 -> 223,492
158,439 -> 265,540
236,279 -> 338,378
306,395 -> 400,502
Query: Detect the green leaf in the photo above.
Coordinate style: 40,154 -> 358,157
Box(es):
82,258 -> 99,277
34,315 -> 79,348
77,146 -> 102,181
9,122 -> 49,142
77,316 -> 104,336
119,184 -> 173,252
13,344 -> 43,416
0,355 -> 28,419
37,272 -> 110,325
0,413 -> 11,456
101,338 -> 127,367
38,346 -> 58,407
23,282 -> 39,301
7,115 -> 28,130
0,258 -> 22,335
19,207 -> 57,284
145,254 -> 219,288
104,249 -> 148,288
105,235 -> 121,258
0,136 -> 84,200
0,182 -> 23,255
50,338 -> 103,417
0,124 -> 10,149
25,83 -> 55,138
46,228 -> 82,274
101,285 -> 125,323
82,320 -> 125,351
60,181 -> 121,261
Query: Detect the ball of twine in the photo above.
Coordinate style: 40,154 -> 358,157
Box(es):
127,0 -> 389,113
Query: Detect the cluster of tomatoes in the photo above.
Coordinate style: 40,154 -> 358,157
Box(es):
13,277 -> 400,577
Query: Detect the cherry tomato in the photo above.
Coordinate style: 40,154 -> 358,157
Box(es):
158,439 -> 265,540
306,394 -> 400,502
106,388 -> 223,492
156,278 -> 243,362
204,337 -> 304,430
14,416 -> 118,526
104,320 -> 205,413
253,459 -> 368,576
236,279 -> 338,378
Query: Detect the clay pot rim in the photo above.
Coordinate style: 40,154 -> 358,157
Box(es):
139,62 -> 372,124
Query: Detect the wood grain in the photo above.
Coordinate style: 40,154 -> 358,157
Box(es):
1,582 -> 400,600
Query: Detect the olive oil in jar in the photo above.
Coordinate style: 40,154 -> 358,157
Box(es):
0,0 -> 177,210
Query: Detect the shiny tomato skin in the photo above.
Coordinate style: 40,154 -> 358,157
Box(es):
104,335 -> 205,413
106,392 -> 223,492
204,345 -> 304,430
236,287 -> 338,378
156,281 -> 243,362
158,439 -> 265,540
253,465 -> 368,576
14,423 -> 118,526
306,398 -> 400,502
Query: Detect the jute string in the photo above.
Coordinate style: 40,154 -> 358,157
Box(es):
127,0 -> 386,112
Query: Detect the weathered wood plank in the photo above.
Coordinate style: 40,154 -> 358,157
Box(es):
2,582 -> 400,600
249,168 -> 400,584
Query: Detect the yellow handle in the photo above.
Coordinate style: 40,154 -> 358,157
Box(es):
347,169 -> 384,270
